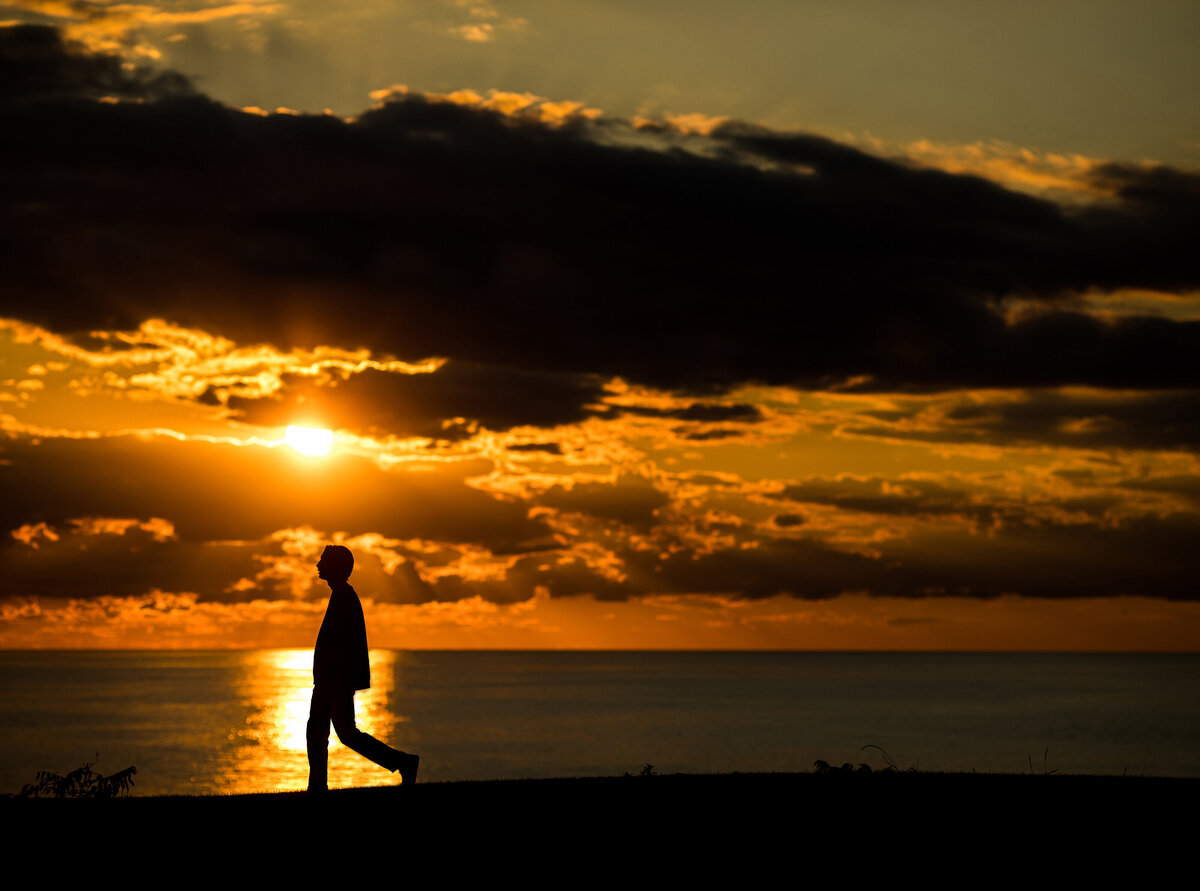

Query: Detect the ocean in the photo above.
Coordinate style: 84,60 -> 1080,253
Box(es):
2,650 -> 1197,796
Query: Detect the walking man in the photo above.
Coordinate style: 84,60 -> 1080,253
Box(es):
307,544 -> 418,793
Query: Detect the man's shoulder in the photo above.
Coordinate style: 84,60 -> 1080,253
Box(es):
332,582 -> 362,603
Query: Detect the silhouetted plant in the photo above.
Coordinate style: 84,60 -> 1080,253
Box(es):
864,743 -> 919,772
860,744 -> 897,771
1028,748 -> 1058,776
814,745 -> 918,775
19,755 -> 137,798
812,760 -> 860,774
621,763 -> 658,778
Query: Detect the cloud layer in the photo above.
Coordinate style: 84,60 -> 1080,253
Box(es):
3,27 -> 1199,648
5,25 -> 1200,397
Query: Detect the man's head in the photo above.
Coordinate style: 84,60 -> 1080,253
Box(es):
316,545 -> 353,583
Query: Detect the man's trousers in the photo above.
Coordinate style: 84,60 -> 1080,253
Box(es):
306,684 -> 404,791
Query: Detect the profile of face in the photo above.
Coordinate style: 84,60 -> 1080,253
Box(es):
316,545 -> 354,583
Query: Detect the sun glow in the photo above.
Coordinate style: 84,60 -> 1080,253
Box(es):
285,425 -> 334,457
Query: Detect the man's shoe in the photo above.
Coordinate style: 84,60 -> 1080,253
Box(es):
396,752 -> 419,786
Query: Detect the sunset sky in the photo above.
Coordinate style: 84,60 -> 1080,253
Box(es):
2,2 -> 1199,649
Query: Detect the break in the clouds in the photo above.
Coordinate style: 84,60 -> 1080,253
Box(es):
223,363 -> 606,441
2,26 -> 1199,649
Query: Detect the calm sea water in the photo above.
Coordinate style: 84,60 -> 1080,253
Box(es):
1,650 -> 1197,796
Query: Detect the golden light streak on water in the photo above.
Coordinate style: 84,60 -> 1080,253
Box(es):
217,649 -> 403,793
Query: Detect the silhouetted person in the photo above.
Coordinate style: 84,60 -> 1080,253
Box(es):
307,544 -> 418,794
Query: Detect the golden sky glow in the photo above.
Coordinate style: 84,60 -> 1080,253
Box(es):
285,425 -> 333,457
3,313 -> 1199,650
2,8 -> 1199,651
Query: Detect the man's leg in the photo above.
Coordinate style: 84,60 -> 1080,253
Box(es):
306,685 -> 333,792
330,688 -> 418,783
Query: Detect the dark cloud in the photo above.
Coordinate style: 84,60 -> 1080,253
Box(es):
1081,162 -> 1200,289
1053,468 -> 1098,482
0,25 -> 193,103
0,430 -> 570,602
780,473 -> 1163,527
677,428 -> 745,441
0,521 -> 260,601
635,511 -> 1200,601
782,477 -> 962,513
675,473 -> 743,488
537,479 -> 669,528
595,401 -> 765,442
3,431 -> 1197,603
4,27 -> 1200,395
224,362 -> 604,439
0,435 -> 549,555
1119,475 -> 1200,507
849,390 -> 1200,452
488,473 -> 1200,602
425,552 -> 635,605
671,403 -> 762,422
778,476 -> 1010,529
778,473 -> 1150,526
722,123 -> 1200,298
889,512 -> 1200,600
609,402 -> 763,422
1055,495 -> 1123,516
506,442 -> 563,455
506,495 -> 1200,601
645,536 -> 884,600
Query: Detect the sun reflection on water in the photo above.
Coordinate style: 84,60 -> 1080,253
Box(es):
217,649 -> 403,794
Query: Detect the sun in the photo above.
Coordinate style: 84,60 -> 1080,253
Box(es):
285,425 -> 333,457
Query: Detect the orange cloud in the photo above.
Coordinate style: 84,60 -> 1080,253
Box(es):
3,0 -> 283,58
9,515 -> 177,547
6,589 -> 1199,651
0,591 -> 325,648
371,85 -> 602,127
65,515 -> 176,541
897,137 -> 1107,199
449,23 -> 493,42
10,521 -> 59,548
443,0 -> 526,44
662,113 -> 730,136
2,318 -> 442,400
997,289 -> 1200,326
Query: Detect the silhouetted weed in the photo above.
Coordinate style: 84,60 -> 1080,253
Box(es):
621,763 -> 658,778
813,745 -> 918,775
1028,748 -> 1058,776
16,754 -> 137,798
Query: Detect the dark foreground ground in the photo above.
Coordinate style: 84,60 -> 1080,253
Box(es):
8,771 -> 1195,868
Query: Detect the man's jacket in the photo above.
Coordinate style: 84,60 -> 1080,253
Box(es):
313,581 -> 371,691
